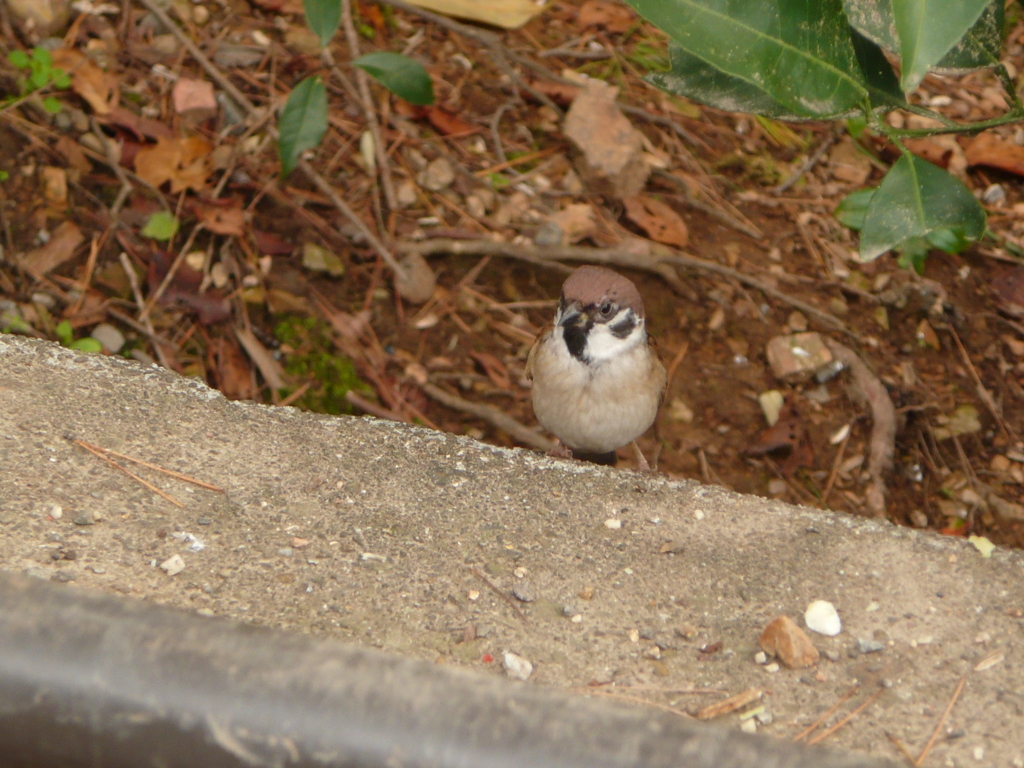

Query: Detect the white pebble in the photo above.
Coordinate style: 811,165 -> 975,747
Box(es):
604,519 -> 622,529
502,651 -> 533,681
805,599 -> 842,636
159,554 -> 186,576
754,651 -> 767,664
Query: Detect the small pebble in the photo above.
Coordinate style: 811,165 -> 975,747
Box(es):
740,719 -> 757,733
805,600 -> 842,636
512,583 -> 536,603
502,651 -> 533,681
753,651 -> 767,664
160,554 -> 186,576
72,509 -> 96,526
419,157 -> 455,191
278,547 -> 294,557
856,638 -> 884,654
604,519 -> 622,529
52,570 -> 76,583
764,662 -> 780,673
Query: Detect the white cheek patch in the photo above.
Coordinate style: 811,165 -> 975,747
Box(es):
586,312 -> 645,363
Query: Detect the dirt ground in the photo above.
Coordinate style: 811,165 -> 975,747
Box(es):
2,5 -> 1024,554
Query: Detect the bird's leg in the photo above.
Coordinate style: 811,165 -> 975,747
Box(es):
546,439 -> 574,460
630,441 -> 654,473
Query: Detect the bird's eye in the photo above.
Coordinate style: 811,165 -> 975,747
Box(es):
599,302 -> 614,317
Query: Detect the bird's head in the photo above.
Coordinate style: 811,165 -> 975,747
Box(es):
554,266 -> 647,364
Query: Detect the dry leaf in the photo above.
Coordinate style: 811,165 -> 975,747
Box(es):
623,195 -> 688,247
965,131 -> 1024,177
208,335 -> 256,400
550,203 -> 597,243
578,0 -> 634,32
99,105 -> 175,141
18,221 -> 84,276
424,106 -> 477,136
402,0 -> 546,29
194,199 -> 246,236
134,136 -> 214,193
51,48 -> 119,115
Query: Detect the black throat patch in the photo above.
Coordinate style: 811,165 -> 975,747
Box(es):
563,321 -> 590,362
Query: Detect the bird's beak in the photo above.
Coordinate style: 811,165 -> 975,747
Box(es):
558,303 -> 582,327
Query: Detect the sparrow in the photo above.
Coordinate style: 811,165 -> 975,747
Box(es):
526,265 -> 666,471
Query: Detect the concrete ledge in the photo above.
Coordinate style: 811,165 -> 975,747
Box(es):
1,334 -> 1022,765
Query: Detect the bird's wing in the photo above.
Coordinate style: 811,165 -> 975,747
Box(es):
524,325 -> 552,382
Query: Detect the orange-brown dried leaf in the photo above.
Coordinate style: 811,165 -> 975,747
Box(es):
51,48 -> 119,115
18,220 -> 84,276
195,199 -> 246,236
743,401 -> 814,474
527,78 -> 580,106
134,135 -> 214,193
965,131 -> 1024,176
902,137 -> 955,169
208,335 -> 256,400
250,0 -> 303,12
425,106 -> 477,136
99,106 -> 175,141
577,0 -> 634,32
623,195 -> 688,247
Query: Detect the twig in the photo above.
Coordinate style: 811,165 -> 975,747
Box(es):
652,169 -> 763,240
824,340 -> 896,516
420,382 -> 554,452
575,689 -> 694,720
885,732 -> 918,767
947,326 -> 1014,441
72,441 -> 185,508
806,688 -> 884,746
773,129 -> 840,195
398,238 -> 855,337
820,429 -> 850,508
468,566 -> 528,623
71,438 -> 225,492
345,389 -> 407,422
792,685 -> 860,742
915,676 -> 966,766
338,0 -> 397,212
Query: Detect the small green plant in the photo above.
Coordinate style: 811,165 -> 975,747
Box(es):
627,0 -> 1009,270
55,320 -> 103,353
274,316 -> 370,414
277,0 -> 434,175
4,47 -> 69,114
0,170 -> 8,182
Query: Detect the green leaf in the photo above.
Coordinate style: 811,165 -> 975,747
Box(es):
894,0 -> 991,91
141,211 -> 180,241
55,320 -> 74,347
31,47 -> 52,67
646,43 -> 805,119
51,68 -> 70,90
304,0 -> 341,48
835,187 -> 877,231
29,67 -> 49,90
278,76 -> 328,176
858,153 -> 986,261
42,96 -> 63,114
70,337 -> 104,353
626,0 -> 878,118
352,52 -> 434,106
844,0 -> 1001,77
7,50 -> 30,69
0,170 -> 8,182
